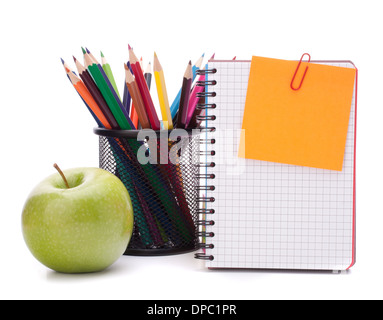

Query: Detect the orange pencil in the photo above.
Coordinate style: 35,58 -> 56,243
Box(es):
64,66 -> 111,129
131,104 -> 139,128
124,64 -> 151,129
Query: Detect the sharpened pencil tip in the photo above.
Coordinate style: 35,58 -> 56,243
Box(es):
60,58 -> 65,64
128,44 -> 132,50
81,47 -> 86,54
86,48 -> 91,54
189,60 -> 192,65
73,56 -> 77,62
100,51 -> 104,58
202,53 -> 205,57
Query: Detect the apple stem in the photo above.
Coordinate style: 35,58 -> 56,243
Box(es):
53,163 -> 70,189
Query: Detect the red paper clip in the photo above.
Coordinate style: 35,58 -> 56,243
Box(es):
290,53 -> 311,91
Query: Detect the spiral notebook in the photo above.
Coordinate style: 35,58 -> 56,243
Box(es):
195,58 -> 357,271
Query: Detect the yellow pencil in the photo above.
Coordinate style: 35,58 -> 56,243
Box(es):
153,52 -> 173,130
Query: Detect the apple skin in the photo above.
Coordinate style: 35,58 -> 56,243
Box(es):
22,167 -> 133,273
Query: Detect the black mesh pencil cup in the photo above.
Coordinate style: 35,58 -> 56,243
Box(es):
94,128 -> 200,256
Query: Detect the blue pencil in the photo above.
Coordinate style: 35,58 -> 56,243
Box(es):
61,58 -> 103,127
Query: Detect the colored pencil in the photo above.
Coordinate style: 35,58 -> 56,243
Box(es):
140,62 -> 152,130
121,61 -> 185,235
185,72 -> 205,128
61,57 -> 179,247
123,83 -> 131,113
85,48 -> 131,122
153,52 -> 173,130
170,53 -> 204,119
63,64 -> 156,245
62,48 -> 198,246
130,57 -> 143,129
129,45 -> 161,130
73,56 -> 120,130
144,62 -> 152,90
123,61 -> 132,113
137,57 -> 193,240
84,47 -> 97,63
84,51 -> 134,130
132,61 -> 152,129
185,53 -> 216,128
187,53 -> 216,128
61,59 -> 104,127
130,103 -> 139,129
61,58 -> 76,76
175,61 -> 193,129
124,64 -> 151,129
64,66 -> 111,129
185,54 -> 232,128
101,51 -> 121,100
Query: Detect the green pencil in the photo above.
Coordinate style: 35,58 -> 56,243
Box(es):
101,51 -> 121,100
84,52 -> 132,130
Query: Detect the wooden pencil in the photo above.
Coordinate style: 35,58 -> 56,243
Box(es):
130,103 -> 139,128
124,64 -> 151,129
153,52 -> 173,130
62,58 -> 167,246
130,61 -> 139,129
64,66 -> 111,129
84,51 -> 134,130
175,61 -> 193,129
128,53 -> 192,240
185,73 -> 205,128
123,61 -> 132,113
85,48 -> 132,125
61,59 -> 104,127
85,47 -> 97,63
170,53 -> 204,119
144,62 -> 152,90
101,51 -> 121,100
129,45 -> 160,130
130,55 -> 193,240
73,56 -> 120,130
187,53 -> 216,128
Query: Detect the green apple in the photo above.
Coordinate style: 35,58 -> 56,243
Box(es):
22,165 -> 134,273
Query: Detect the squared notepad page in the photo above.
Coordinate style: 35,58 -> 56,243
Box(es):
203,60 -> 356,270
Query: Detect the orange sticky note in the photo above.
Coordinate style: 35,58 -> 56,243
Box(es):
239,56 -> 356,171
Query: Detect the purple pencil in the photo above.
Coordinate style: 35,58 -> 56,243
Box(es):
123,61 -> 133,113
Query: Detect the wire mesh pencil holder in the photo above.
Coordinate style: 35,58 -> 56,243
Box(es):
94,128 -> 201,256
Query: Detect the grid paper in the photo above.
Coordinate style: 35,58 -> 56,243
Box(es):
204,60 -> 356,270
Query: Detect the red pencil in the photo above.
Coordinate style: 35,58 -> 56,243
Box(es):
129,45 -> 160,130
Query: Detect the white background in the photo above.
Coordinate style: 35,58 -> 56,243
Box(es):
0,0 -> 382,300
